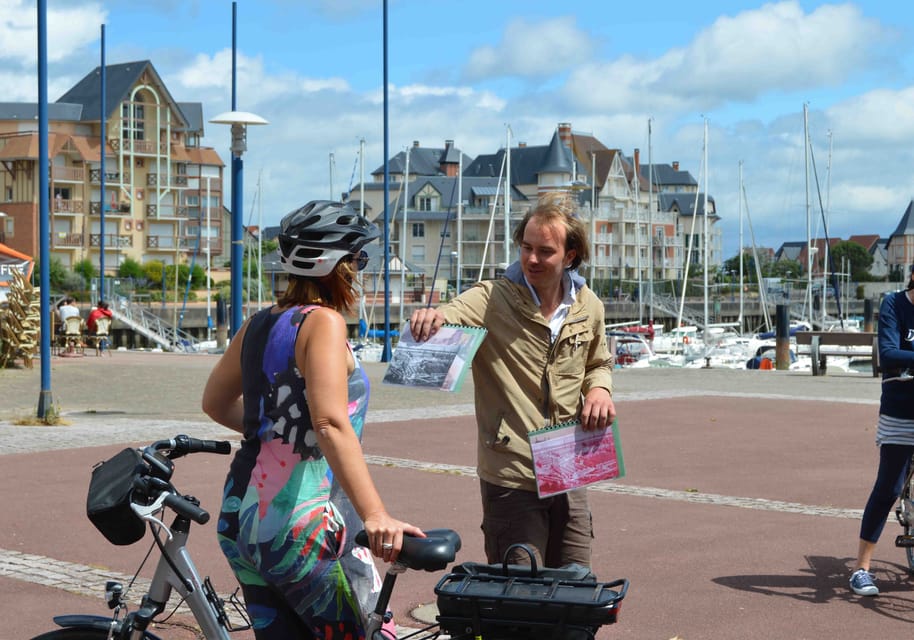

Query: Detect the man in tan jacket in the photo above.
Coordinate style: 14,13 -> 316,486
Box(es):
410,193 -> 614,568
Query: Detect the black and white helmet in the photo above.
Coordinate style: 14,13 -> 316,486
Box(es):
278,200 -> 379,277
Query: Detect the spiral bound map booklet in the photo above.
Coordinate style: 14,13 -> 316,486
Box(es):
529,419 -> 624,498
382,323 -> 487,392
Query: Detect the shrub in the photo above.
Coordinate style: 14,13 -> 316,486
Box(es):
73,259 -> 97,287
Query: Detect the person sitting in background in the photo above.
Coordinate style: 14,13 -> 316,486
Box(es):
86,300 -> 113,335
57,297 -> 80,325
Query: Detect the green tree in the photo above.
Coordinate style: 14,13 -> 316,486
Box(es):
32,256 -> 68,290
73,258 -> 97,287
118,257 -> 145,280
143,260 -> 165,285
829,240 -> 873,281
767,259 -> 803,279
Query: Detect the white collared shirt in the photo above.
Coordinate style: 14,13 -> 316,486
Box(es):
524,271 -> 577,342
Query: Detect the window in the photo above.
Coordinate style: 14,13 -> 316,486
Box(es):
417,196 -> 438,211
4,216 -> 13,237
121,103 -> 145,141
412,222 -> 425,238
176,163 -> 187,176
4,186 -> 11,201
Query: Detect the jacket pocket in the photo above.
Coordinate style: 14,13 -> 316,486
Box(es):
553,324 -> 593,376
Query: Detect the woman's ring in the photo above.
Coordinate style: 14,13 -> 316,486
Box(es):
382,542 -> 394,550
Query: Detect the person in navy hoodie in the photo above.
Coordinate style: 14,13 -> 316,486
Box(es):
850,265 -> 914,596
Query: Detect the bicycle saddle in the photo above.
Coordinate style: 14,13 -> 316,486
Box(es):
356,528 -> 462,572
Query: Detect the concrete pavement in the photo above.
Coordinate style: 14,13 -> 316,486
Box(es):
2,350 -> 910,639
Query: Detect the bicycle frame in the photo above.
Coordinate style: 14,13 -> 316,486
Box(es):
44,436 -> 247,640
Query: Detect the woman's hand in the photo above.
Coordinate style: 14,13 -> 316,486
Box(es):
363,511 -> 425,564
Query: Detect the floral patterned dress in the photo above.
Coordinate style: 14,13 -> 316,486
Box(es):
218,305 -> 380,639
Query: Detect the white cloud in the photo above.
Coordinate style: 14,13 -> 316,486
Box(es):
0,0 -> 106,65
463,16 -> 595,81
562,1 -> 887,116
825,87 -> 914,145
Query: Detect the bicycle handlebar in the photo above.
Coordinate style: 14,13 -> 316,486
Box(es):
155,434 -> 233,459
163,493 -> 210,525
128,435 -> 231,526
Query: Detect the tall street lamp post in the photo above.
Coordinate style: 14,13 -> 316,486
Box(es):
209,111 -> 268,338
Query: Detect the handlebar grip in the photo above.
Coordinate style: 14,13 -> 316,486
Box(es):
169,435 -> 233,458
163,494 -> 210,525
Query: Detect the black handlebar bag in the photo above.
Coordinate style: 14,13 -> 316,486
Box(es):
86,447 -> 148,545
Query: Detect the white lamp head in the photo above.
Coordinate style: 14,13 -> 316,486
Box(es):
209,111 -> 269,156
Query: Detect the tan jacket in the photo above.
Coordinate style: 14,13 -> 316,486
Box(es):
442,264 -> 613,491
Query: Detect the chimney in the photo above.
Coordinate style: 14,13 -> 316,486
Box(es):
558,122 -> 572,147
444,139 -> 454,148
672,161 -> 679,171
633,148 -> 640,181
518,142 -> 526,148
413,140 -> 420,147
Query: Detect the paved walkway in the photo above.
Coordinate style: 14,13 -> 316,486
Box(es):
4,351 -> 911,639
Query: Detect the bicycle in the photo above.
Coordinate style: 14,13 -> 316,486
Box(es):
30,434 -> 629,640
30,435 -> 249,640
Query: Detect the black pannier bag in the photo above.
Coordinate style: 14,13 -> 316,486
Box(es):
435,544 -> 628,640
86,447 -> 148,546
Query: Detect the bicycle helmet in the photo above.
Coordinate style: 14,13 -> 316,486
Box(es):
278,200 -> 379,277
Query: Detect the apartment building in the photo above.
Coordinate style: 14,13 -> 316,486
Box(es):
0,60 -> 227,272
344,123 -> 721,291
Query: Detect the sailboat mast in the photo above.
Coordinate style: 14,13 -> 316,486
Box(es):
823,129 -> 833,326
634,148 -> 642,325
804,103 -> 812,323
504,125 -> 511,268
399,146 -> 410,324
457,148 -> 463,295
648,119 -> 654,324
703,118 -> 709,333
738,160 -> 744,334
590,150 -> 596,292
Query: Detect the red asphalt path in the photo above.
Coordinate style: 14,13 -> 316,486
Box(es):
2,363 -> 911,639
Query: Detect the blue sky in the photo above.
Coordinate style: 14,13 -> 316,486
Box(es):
4,0 -> 914,258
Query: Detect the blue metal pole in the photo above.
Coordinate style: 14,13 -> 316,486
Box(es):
229,1 -> 242,336
381,0 -> 391,362
37,0 -> 53,417
231,154 -> 243,336
99,24 -> 106,300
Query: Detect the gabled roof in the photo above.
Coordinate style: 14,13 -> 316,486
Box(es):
176,102 -> 204,133
387,176 -> 525,222
373,142 -> 472,177
0,102 -> 83,121
847,234 -> 880,251
775,241 -> 805,262
642,163 -> 698,189
658,192 -> 717,218
56,60 -> 189,129
888,200 -> 914,245
464,137 -> 574,187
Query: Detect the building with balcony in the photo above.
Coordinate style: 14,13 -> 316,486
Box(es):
340,122 -> 722,295
0,60 -> 227,272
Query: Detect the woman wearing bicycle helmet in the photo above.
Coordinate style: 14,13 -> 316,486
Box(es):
203,200 -> 423,638
850,264 -> 914,596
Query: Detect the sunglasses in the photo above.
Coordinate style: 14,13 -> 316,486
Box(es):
349,250 -> 369,271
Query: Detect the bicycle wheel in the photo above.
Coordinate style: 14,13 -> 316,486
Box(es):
904,468 -> 914,573
31,631 -> 111,640
31,628 -> 155,640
